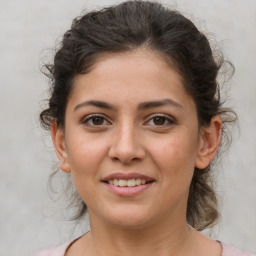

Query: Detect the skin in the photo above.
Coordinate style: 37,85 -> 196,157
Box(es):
52,48 -> 222,256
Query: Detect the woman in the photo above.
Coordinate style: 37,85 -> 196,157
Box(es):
34,1 -> 254,255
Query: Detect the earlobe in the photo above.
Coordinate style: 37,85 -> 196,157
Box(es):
51,121 -> 71,173
195,116 -> 222,169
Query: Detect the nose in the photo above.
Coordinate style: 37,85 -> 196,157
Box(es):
108,122 -> 145,164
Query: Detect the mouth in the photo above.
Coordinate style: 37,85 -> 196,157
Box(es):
101,173 -> 155,188
103,178 -> 153,187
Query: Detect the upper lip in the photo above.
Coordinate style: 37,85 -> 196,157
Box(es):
102,172 -> 155,182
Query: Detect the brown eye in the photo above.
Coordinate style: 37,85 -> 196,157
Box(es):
91,116 -> 104,125
83,115 -> 110,127
145,114 -> 175,128
153,116 -> 166,125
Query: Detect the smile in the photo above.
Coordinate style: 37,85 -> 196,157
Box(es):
107,179 -> 147,187
102,173 -> 155,196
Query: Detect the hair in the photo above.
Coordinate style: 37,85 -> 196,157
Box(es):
40,0 -> 237,231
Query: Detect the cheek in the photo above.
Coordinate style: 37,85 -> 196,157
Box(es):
66,134 -> 107,178
157,134 -> 197,162
66,138 -> 107,205
152,134 -> 198,181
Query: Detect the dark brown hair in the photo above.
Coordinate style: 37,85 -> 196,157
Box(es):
40,0 -> 236,231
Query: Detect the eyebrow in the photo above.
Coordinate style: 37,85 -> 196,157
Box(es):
74,98 -> 184,112
74,100 -> 115,111
138,98 -> 184,110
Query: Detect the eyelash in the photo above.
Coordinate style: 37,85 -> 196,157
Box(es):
144,114 -> 176,127
82,114 -> 111,127
82,114 -> 176,128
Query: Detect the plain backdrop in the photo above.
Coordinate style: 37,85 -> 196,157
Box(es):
0,0 -> 255,255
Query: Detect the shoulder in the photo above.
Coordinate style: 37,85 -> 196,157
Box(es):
32,241 -> 73,256
220,242 -> 255,256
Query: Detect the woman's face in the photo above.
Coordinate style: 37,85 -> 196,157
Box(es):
53,49 -> 213,228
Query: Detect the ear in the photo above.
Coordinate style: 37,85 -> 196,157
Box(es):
51,121 -> 71,173
195,115 -> 222,169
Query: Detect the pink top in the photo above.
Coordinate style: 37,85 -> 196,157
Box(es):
32,241 -> 255,256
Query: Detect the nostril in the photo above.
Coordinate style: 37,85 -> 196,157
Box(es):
110,153 -> 143,164
112,157 -> 121,162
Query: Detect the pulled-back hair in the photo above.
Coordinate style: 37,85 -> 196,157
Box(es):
40,0 -> 236,231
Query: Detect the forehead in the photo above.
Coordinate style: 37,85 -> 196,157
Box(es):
69,48 -> 193,110
87,48 -> 183,84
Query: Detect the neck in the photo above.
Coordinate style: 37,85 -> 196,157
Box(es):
84,212 -> 194,256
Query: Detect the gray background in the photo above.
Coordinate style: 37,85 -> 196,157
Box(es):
0,0 -> 255,255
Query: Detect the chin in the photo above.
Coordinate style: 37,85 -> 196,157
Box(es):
100,204 -> 155,228
109,216 -> 152,229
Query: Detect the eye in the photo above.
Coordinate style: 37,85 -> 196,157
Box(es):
82,115 -> 111,127
152,116 -> 167,125
145,114 -> 175,127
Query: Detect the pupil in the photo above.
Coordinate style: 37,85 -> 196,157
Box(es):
93,117 -> 104,125
154,117 -> 165,125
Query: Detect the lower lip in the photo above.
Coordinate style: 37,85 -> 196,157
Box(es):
102,182 -> 154,196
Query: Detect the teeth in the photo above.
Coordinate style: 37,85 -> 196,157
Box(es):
108,179 -> 147,187
127,179 -> 135,187
136,178 -> 141,185
119,179 -> 127,186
